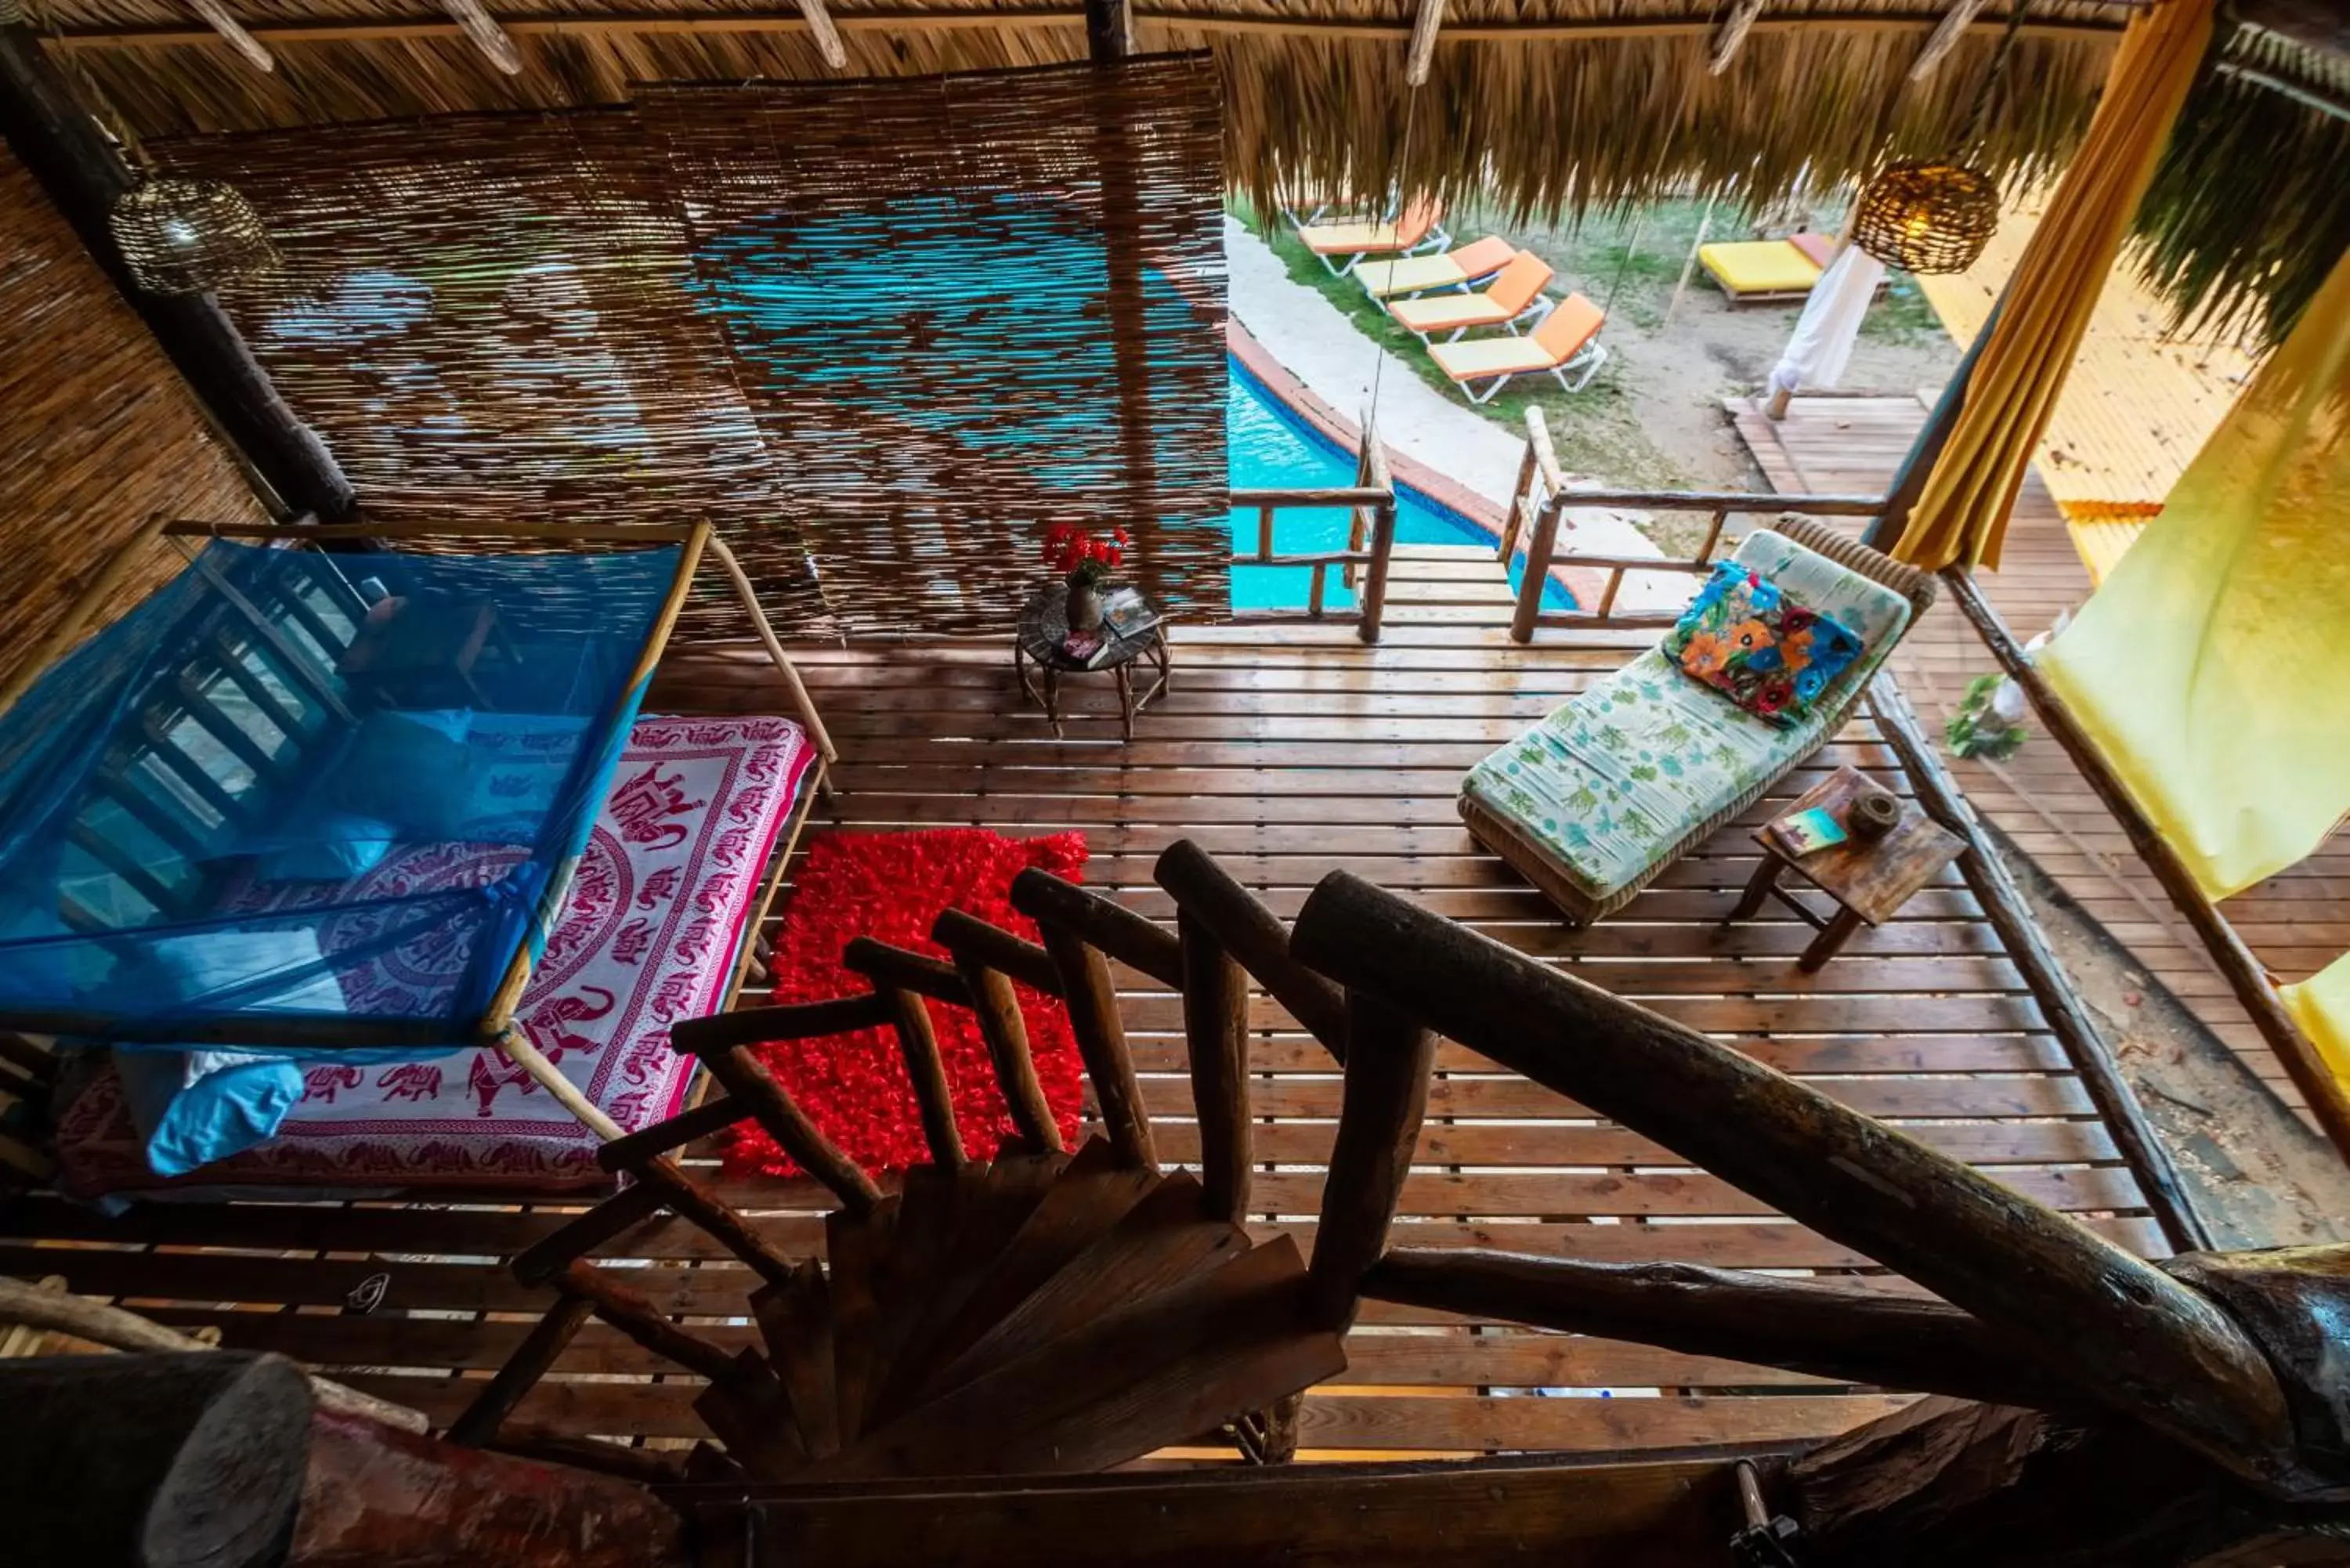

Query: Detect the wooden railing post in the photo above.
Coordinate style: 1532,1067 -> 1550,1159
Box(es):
1154,838 -> 1349,1063
932,907 -> 1068,1155
1305,988 -> 1436,1330
877,982 -> 967,1170
1511,495 -> 1563,644
1177,909 -> 1253,1223
447,1292 -> 598,1447
1034,923 -> 1157,1172
670,1034 -> 884,1216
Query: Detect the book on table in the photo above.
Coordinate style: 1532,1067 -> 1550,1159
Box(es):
1101,587 -> 1160,641
1767,805 -> 1848,857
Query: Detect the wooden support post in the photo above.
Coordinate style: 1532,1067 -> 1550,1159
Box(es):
686,1042 -> 884,1215
1084,0 -> 1133,58
878,982 -> 967,1169
1357,497 -> 1398,645
0,22 -> 352,518
1935,572 -> 2350,1167
0,1351 -> 313,1566
1289,869 -> 2303,1490
1029,921 -> 1155,1171
1306,990 -> 1436,1330
1154,838 -> 1350,1063
559,1260 -> 747,1388
932,924 -> 1064,1155
1365,1251 -> 2085,1414
1178,909 -> 1253,1223
932,906 -> 1064,996
1512,497 -> 1563,642
1009,867 -> 1184,987
446,1292 -> 596,1447
1867,671 -> 2213,1251
1405,0 -> 1445,84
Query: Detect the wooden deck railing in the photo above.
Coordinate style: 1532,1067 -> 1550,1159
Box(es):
1227,409 -> 1398,642
1495,406 -> 1880,641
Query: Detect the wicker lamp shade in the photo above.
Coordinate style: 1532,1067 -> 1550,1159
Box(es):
109,175 -> 280,296
1853,159 -> 2001,276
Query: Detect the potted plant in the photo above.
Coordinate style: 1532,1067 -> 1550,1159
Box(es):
1043,524 -> 1129,634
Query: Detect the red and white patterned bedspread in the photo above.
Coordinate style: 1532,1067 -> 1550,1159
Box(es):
57,714 -> 815,1197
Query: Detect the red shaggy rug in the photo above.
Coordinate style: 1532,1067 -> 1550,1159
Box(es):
721,828 -> 1089,1180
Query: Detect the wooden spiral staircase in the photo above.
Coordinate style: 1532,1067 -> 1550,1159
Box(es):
436,840 -> 2350,1568
446,844 -> 1381,1479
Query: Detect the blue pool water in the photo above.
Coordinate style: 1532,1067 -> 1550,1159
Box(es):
1228,359 -> 1572,612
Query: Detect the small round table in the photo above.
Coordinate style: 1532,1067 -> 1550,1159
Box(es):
1013,583 -> 1170,740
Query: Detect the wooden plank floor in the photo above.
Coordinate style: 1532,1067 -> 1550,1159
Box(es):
1729,395 -> 2349,1121
0,546 -> 2161,1463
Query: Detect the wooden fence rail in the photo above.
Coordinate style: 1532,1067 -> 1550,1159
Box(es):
1227,408 -> 1397,641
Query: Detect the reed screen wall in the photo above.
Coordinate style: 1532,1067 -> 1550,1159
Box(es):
638,54 -> 1230,633
0,144 -> 266,677
158,54 -> 1231,638
161,111 -> 836,641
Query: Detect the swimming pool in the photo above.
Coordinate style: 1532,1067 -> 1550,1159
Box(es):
1228,358 -> 1572,612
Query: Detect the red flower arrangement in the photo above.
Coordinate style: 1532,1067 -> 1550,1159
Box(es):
1043,523 -> 1129,587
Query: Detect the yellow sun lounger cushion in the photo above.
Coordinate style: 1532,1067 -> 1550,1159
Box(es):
1356,236 -> 1515,298
1297,198 -> 1442,258
1389,252 -> 1555,334
1698,239 -> 1824,298
1426,334 -> 1567,378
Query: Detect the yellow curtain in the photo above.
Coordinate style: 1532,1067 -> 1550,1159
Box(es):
2036,244 -> 2350,898
1888,0 -> 2213,571
2283,954 -> 2350,1101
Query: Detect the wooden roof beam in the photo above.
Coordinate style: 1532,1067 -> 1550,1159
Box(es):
46,9 -> 2133,54
443,0 -> 523,73
187,0 -> 273,71
1405,0 -> 1444,86
795,0 -> 846,67
1909,0 -> 1990,80
1708,0 -> 1766,73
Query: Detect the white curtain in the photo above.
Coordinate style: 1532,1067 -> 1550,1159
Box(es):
1767,246 -> 1886,396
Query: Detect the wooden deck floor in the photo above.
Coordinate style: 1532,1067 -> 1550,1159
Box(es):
0,545 -> 2163,1462
1730,395 -> 2348,1122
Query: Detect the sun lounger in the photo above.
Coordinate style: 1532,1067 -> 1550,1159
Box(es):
1387,251 -> 1556,342
1295,198 -> 1449,276
1460,520 -> 1936,924
1355,235 -> 1516,299
1428,291 -> 1608,403
1697,232 -> 1839,304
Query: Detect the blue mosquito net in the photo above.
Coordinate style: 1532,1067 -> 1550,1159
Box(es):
0,537 -> 682,1053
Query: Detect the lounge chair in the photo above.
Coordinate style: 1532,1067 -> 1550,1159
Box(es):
1428,292 -> 1608,403
1296,198 -> 1449,276
1698,232 -> 1838,305
1387,251 -> 1556,342
1459,518 -> 1936,925
1356,235 -> 1516,300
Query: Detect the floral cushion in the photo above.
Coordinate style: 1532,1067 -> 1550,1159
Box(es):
1461,529 -> 1913,901
1663,561 -> 1864,726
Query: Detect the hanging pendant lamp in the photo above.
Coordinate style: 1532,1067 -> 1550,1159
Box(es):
110,174 -> 280,295
1852,0 -> 2025,276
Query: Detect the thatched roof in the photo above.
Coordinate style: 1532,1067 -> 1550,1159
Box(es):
18,0 -> 2345,339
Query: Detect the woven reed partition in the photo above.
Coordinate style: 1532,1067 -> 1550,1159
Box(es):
160,111 -> 835,641
0,143 -> 266,676
638,54 -> 1231,634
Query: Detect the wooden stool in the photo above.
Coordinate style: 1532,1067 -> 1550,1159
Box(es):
1727,764 -> 1964,972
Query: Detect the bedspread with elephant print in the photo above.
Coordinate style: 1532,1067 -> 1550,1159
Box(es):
56,714 -> 815,1196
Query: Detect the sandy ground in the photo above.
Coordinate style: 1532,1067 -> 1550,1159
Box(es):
1225,218 -> 1686,611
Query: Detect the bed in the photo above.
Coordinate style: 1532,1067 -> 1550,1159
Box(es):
0,518 -> 838,1196
54,714 -> 815,1197
1697,233 -> 1839,305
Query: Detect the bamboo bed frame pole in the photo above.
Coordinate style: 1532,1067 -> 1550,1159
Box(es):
703,529 -> 839,789
479,521 -> 710,1042
1936,566 -> 2350,1167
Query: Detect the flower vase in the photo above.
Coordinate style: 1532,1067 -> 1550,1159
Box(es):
1065,576 -> 1104,634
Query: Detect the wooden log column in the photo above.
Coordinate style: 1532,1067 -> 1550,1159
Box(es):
0,20 -> 354,522
1289,869 -> 2308,1494
1085,0 -> 1155,546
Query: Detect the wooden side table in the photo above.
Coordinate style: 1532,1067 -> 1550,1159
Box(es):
1013,583 -> 1170,740
1726,764 -> 1965,972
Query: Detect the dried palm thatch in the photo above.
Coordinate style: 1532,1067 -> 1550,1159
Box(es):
2131,24 -> 2350,351
31,0 -> 2132,226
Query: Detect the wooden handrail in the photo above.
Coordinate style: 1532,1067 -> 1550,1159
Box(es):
1289,867 -> 2301,1491
1153,837 -> 1349,1062
1227,486 -> 1393,508
1937,566 -> 2350,1167
1867,670 -> 2212,1252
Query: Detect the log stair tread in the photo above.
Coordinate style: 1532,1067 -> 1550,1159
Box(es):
606,1137 -> 1341,1479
